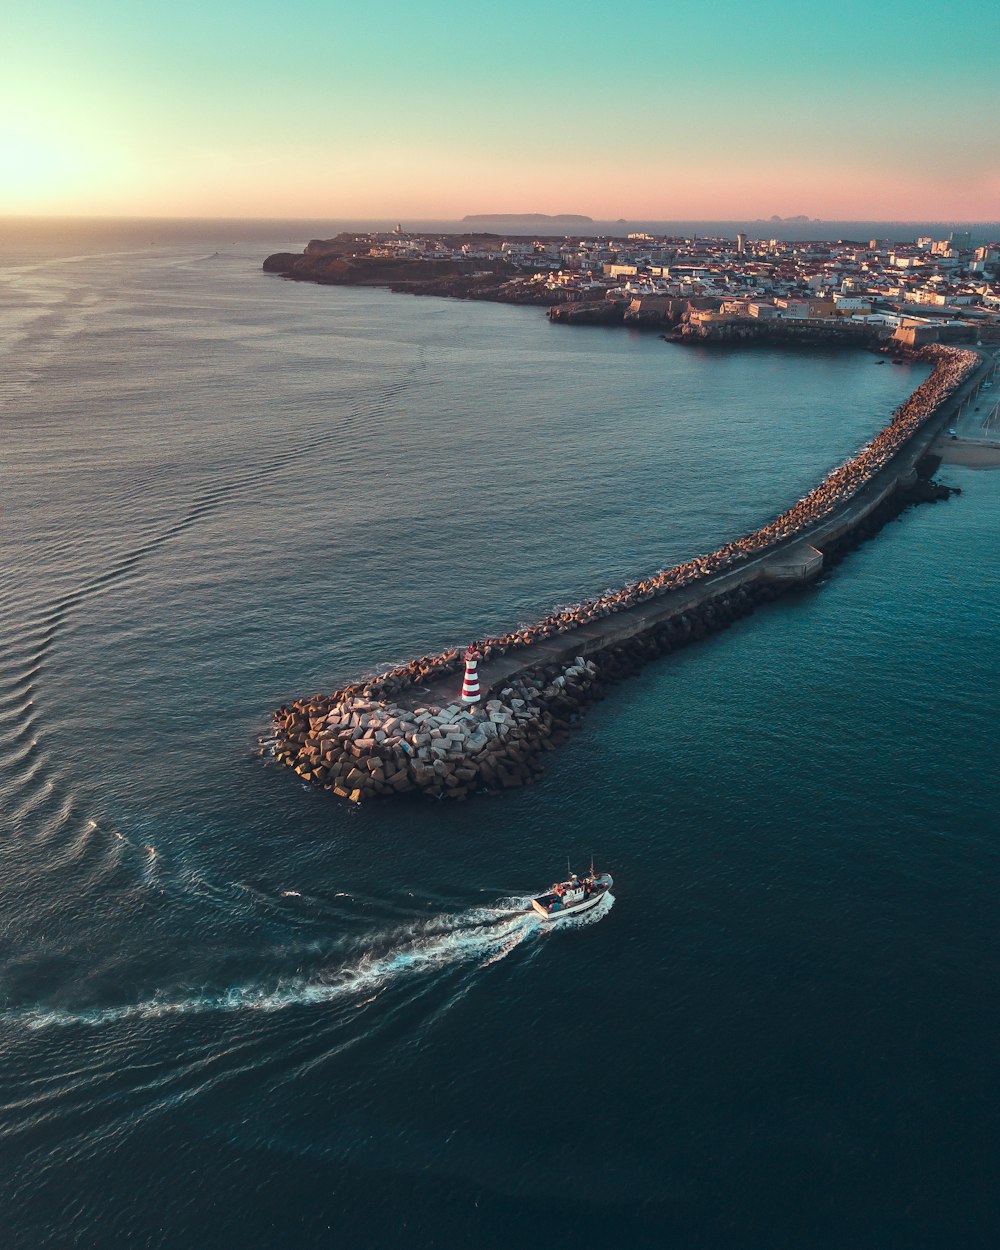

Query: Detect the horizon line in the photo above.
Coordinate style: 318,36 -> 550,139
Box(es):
3,213 -> 1000,227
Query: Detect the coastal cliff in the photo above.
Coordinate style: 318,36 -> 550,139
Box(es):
546,299 -> 630,325
263,235 -> 574,305
547,295 -> 721,329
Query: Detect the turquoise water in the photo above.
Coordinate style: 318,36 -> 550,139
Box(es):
1,234 -> 997,1248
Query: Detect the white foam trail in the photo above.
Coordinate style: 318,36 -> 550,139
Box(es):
13,893 -> 613,1032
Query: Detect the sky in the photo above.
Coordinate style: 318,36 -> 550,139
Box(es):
2,0 -> 998,221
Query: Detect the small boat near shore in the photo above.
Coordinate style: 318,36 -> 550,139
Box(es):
530,863 -> 613,919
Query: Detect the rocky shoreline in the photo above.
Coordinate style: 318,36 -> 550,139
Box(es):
263,242 -> 992,346
263,240 -> 577,308
264,346 -> 978,804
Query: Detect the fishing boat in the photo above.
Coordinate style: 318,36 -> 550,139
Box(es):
530,862 -> 613,919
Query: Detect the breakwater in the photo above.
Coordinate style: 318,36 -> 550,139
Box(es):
265,345 -> 983,802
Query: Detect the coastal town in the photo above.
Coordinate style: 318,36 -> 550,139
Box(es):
265,227 -> 1000,347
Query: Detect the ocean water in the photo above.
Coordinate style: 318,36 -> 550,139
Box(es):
3,215 -> 998,246
1,230 -> 998,1249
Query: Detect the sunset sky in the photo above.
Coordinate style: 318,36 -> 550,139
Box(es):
3,0 -> 998,221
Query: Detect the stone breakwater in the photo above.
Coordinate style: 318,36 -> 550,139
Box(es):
265,345 -> 979,802
268,659 -> 601,802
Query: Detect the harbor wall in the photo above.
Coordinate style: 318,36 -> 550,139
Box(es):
265,345 -> 988,803
673,316 -> 888,346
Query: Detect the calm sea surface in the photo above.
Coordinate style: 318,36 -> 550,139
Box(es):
1,230 -> 998,1249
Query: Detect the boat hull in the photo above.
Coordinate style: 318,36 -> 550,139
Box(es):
530,874 -> 613,920
531,893 -> 607,920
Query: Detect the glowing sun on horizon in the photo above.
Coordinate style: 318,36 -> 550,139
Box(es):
0,122 -> 122,212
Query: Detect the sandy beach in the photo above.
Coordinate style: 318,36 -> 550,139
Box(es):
933,436 -> 1000,467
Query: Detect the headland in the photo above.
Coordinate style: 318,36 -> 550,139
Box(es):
264,343 -> 992,804
263,233 -> 571,307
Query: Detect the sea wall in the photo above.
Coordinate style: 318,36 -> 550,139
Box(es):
264,345 -> 982,803
675,316 -> 888,346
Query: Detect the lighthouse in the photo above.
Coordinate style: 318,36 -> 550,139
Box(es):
461,645 -> 482,705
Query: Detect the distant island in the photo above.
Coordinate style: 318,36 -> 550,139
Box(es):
463,213 -> 594,224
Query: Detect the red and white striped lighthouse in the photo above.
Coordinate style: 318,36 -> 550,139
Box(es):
461,645 -> 482,704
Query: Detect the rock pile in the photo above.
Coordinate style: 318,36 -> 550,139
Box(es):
268,658 -> 601,802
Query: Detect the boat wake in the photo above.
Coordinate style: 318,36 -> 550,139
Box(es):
11,892 -> 614,1031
